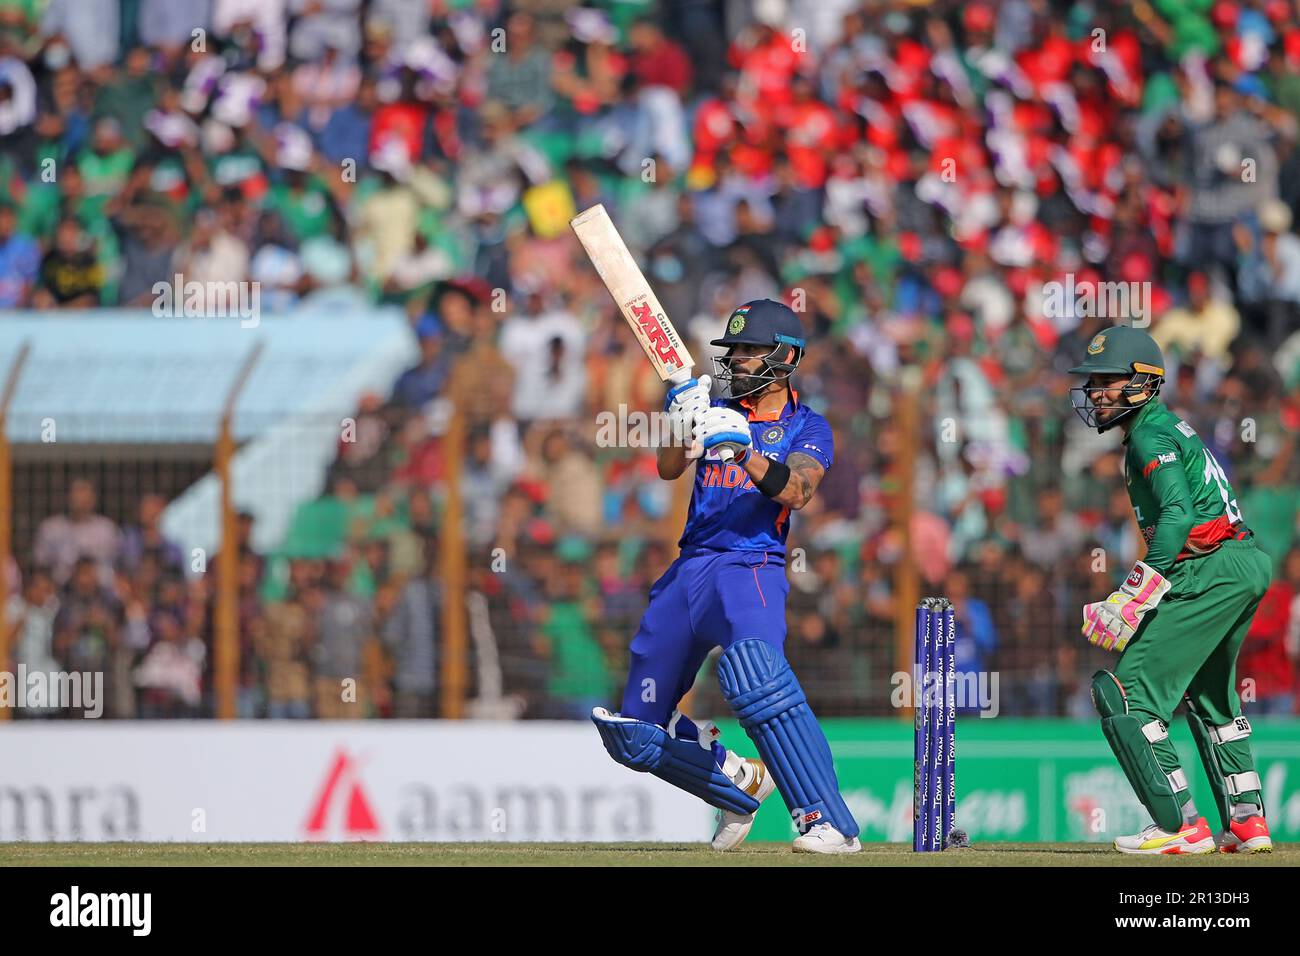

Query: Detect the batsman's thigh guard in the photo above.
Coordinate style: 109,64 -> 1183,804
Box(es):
1184,697 -> 1263,827
717,640 -> 859,837
1092,671 -> 1186,832
590,707 -> 759,814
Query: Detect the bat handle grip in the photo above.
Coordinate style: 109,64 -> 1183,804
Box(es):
718,448 -> 735,462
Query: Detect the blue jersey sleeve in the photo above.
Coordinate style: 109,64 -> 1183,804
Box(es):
791,412 -> 833,470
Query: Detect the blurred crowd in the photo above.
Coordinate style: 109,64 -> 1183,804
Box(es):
3,0 -> 1300,719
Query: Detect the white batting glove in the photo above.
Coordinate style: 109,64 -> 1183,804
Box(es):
695,406 -> 752,462
1081,560 -> 1171,652
665,374 -> 711,458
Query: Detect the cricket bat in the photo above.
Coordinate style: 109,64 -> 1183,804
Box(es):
571,204 -> 728,461
570,204 -> 695,388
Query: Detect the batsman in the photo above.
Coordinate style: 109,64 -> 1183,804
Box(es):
591,299 -> 861,854
1071,326 -> 1273,855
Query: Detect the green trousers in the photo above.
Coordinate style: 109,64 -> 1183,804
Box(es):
1115,539 -> 1272,810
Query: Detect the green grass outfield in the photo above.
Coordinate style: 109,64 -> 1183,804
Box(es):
0,842 -> 1294,867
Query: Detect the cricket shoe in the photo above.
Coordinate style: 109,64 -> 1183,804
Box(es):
710,756 -> 776,851
792,823 -> 862,855
1216,816 -> 1273,854
1114,817 -> 1215,855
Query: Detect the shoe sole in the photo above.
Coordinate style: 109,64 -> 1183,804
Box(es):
792,839 -> 862,855
1115,838 -> 1216,855
711,817 -> 755,852
1220,839 -> 1273,854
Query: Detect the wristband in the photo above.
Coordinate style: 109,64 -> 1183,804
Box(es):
755,458 -> 790,497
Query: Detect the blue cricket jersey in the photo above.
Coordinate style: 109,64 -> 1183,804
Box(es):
678,391 -> 834,556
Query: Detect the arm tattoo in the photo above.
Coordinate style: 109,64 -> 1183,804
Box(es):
784,452 -> 825,508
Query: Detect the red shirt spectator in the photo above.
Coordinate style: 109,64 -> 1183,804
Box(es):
628,21 -> 692,95
1238,580 -> 1297,707
369,100 -> 428,165
691,94 -> 735,169
730,25 -> 799,116
776,76 -> 838,188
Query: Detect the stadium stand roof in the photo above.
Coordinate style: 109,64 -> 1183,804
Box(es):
0,309 -> 415,444
0,309 -> 418,559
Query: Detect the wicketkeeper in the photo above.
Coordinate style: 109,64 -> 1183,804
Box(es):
1071,326 -> 1273,855
591,299 -> 861,854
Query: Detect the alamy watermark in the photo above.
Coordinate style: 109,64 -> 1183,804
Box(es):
1042,274 -> 1151,328
152,275 -> 261,328
595,404 -> 692,448
890,668 -> 1001,718
0,666 -> 104,718
50,886 -> 151,936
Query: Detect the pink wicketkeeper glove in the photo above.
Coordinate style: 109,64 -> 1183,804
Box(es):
1081,560 -> 1171,652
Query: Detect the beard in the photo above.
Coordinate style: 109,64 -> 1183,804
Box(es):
1094,404 -> 1121,425
731,371 -> 764,396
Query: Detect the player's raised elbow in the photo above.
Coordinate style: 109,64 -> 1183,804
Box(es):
778,481 -> 816,510
657,446 -> 688,480
786,491 -> 815,511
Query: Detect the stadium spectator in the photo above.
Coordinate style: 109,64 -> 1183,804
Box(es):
0,199 -> 38,306
173,206 -> 249,287
486,12 -> 554,127
137,0 -> 210,55
119,493 -> 185,577
34,479 -> 120,588
113,189 -> 182,308
381,537 -> 440,719
133,574 -> 205,718
1152,271 -> 1241,364
0,57 -> 38,167
34,217 -> 104,307
1238,546 -> 1300,716
257,559 -> 317,719
53,557 -> 128,717
4,567 -> 60,718
1236,198 -> 1300,345
312,557 -> 372,718
533,546 -> 612,720
40,0 -> 118,71
391,315 -> 450,412
94,47 -> 155,150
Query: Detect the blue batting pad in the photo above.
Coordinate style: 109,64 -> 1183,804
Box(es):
717,640 -> 860,837
591,708 -> 760,815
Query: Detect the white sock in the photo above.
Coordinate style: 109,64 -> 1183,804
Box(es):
1231,802 -> 1261,823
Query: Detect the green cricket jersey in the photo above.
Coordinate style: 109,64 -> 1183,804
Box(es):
1122,399 -> 1249,574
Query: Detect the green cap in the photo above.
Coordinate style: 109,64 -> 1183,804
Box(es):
1068,326 -> 1166,378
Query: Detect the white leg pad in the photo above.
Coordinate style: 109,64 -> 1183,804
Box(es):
1141,720 -> 1168,743
1226,771 -> 1261,796
1209,716 -> 1252,744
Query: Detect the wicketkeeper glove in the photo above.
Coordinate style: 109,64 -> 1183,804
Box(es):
1081,560 -> 1171,652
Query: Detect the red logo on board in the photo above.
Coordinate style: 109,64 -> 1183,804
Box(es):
303,749 -> 383,840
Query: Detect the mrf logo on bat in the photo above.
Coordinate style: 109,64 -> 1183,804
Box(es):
630,300 -> 686,372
